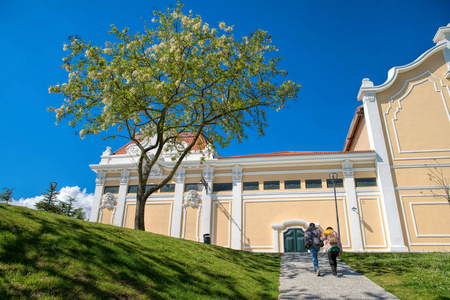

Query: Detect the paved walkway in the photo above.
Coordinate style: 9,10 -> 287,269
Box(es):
279,253 -> 399,299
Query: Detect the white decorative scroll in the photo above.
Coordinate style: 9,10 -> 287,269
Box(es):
126,140 -> 151,156
203,165 -> 214,181
184,190 -> 202,208
232,165 -> 243,182
342,159 -> 354,177
101,192 -> 116,209
95,171 -> 106,186
126,144 -> 140,155
150,165 -> 163,177
120,171 -> 130,185
175,167 -> 186,183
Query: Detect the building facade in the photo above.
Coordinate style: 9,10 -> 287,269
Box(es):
89,24 -> 450,252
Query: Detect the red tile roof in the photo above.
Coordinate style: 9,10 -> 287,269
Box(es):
218,150 -> 374,159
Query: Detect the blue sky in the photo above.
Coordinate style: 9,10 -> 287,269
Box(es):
1,0 -> 449,202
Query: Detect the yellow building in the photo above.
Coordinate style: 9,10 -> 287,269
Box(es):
89,24 -> 450,252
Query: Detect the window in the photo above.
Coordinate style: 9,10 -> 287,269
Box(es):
127,185 -> 138,193
243,182 -> 259,191
285,180 -> 301,189
355,178 -> 377,187
264,181 -> 280,190
185,183 -> 201,192
213,183 -> 233,192
160,184 -> 175,193
326,179 -> 344,188
127,185 -> 158,193
305,180 -> 322,189
104,186 -> 119,194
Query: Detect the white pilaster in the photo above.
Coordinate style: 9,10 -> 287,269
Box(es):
89,171 -> 105,222
342,160 -> 363,251
200,165 -> 214,243
231,165 -> 243,250
171,167 -> 185,238
360,80 -> 408,252
114,171 -> 130,227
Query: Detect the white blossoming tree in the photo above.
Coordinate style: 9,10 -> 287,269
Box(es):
49,3 -> 300,231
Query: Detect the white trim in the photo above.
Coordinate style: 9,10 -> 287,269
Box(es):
243,198 -> 351,252
383,71 -> 450,159
99,206 -> 116,226
181,205 -> 202,242
280,225 -> 306,253
242,190 -> 347,199
212,201 -> 232,248
357,43 -> 447,100
362,90 -> 408,252
399,194 -> 450,246
410,202 -> 450,238
392,163 -> 450,169
123,201 -> 173,236
395,186 -> 450,191
357,197 -> 388,249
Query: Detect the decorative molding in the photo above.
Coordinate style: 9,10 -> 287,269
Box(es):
357,42 -> 447,100
95,171 -> 106,186
357,197 -> 387,249
342,159 -> 354,177
202,165 -> 214,181
181,204 -> 202,242
150,165 -> 163,177
364,92 -> 376,103
123,201 -> 173,236
102,147 -> 111,156
383,71 -> 450,158
410,202 -> 450,238
101,192 -> 117,209
232,165 -> 242,182
399,194 -> 450,246
212,201 -> 232,248
184,190 -> 201,208
175,167 -> 186,183
120,171 -> 130,185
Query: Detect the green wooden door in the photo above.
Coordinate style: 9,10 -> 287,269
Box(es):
284,228 -> 306,252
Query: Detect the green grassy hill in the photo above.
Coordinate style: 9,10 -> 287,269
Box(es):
0,204 -> 280,299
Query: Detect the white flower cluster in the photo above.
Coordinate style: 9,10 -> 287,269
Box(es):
88,71 -> 102,80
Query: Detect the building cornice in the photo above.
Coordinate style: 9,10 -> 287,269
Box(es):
357,42 -> 448,101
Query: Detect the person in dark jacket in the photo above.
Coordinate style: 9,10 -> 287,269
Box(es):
320,226 -> 343,276
304,223 -> 323,276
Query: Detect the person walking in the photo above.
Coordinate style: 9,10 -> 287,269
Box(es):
321,226 -> 342,276
304,223 -> 323,276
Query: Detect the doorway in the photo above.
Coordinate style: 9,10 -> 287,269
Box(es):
284,228 -> 307,252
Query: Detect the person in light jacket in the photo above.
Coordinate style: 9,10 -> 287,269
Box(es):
304,223 -> 323,276
320,226 -> 342,276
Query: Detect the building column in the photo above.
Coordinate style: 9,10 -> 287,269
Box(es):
171,167 -> 185,238
360,80 -> 408,252
114,171 -> 130,227
342,160 -> 364,251
231,165 -> 243,250
89,171 -> 105,222
200,165 -> 214,243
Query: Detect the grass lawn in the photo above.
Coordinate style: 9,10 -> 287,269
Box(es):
340,252 -> 450,300
0,204 -> 281,299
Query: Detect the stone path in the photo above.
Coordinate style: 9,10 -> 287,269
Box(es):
278,253 -> 399,299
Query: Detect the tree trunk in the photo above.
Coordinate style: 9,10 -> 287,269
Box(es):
135,189 -> 146,231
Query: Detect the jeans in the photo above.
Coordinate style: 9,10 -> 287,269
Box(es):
309,246 -> 320,270
327,250 -> 338,268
